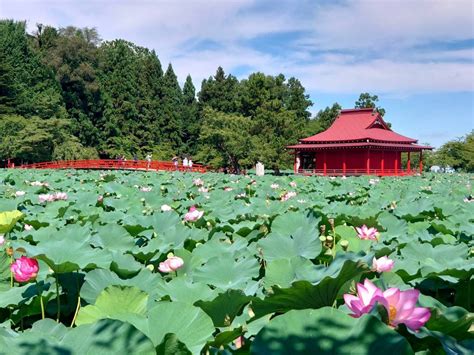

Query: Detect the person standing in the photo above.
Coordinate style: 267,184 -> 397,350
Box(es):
188,158 -> 193,171
172,156 -> 178,170
146,154 -> 152,170
183,156 -> 188,170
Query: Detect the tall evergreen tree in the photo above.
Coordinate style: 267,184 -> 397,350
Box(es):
198,66 -> 239,113
160,63 -> 184,153
0,20 -> 66,119
181,74 -> 199,154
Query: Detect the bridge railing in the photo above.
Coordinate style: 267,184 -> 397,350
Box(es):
18,159 -> 207,173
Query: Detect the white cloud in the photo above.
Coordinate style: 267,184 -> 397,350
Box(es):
1,0 -> 473,95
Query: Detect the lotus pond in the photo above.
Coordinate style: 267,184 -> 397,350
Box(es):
0,170 -> 473,354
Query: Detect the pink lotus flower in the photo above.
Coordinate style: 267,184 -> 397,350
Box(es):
0,234 -> 5,245
184,206 -> 204,222
356,225 -> 379,240
380,288 -> 431,331
271,183 -> 279,189
10,256 -> 39,283
39,194 -> 55,203
24,224 -> 33,231
289,181 -> 297,187
344,279 -> 384,318
281,191 -> 297,201
372,256 -> 394,272
198,186 -> 209,193
344,279 -> 431,331
224,187 -> 233,192
140,187 -> 152,192
158,256 -> 184,273
15,191 -> 26,197
97,195 -> 104,203
54,192 -> 68,200
161,204 -> 172,212
193,178 -> 204,186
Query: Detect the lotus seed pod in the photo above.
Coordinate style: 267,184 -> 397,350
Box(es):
167,252 -> 174,258
319,236 -> 326,242
206,221 -> 211,227
326,236 -> 333,242
328,218 -> 334,227
146,264 -> 154,271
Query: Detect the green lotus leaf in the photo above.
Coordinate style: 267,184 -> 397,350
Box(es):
194,289 -> 252,327
76,285 -> 148,326
252,307 -> 413,354
258,212 -> 321,261
0,210 -> 23,234
252,253 -> 369,318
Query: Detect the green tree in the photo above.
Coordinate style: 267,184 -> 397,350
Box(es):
160,63 -> 184,153
181,74 -> 199,154
314,103 -> 342,132
198,66 -> 240,113
355,92 -> 386,116
433,132 -> 474,172
197,108 -> 254,172
35,25 -> 103,147
0,20 -> 66,119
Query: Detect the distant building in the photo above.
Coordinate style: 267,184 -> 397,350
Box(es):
287,108 -> 433,176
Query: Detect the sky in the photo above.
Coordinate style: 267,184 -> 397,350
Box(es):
1,0 -> 473,148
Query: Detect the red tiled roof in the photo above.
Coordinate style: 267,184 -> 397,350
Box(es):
300,108 -> 418,143
287,142 -> 433,150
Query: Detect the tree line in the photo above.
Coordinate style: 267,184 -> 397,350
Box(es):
1,20 -> 471,172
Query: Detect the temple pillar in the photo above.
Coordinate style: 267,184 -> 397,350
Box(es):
419,151 -> 423,173
323,151 -> 327,176
381,151 -> 385,175
366,149 -> 370,175
395,154 -> 399,175
342,150 -> 346,175
407,151 -> 411,172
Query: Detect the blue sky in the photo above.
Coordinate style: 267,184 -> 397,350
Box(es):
1,0 -> 473,147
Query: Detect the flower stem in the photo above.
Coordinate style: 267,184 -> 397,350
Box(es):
70,295 -> 81,327
35,281 -> 45,320
55,273 -> 61,322
10,256 -> 13,288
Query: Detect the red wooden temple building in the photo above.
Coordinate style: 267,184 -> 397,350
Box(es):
287,108 -> 432,176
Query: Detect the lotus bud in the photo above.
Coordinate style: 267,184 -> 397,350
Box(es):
340,240 -> 349,251
328,218 -> 334,228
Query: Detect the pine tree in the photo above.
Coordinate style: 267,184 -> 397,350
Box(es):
161,63 -> 184,152
182,75 -> 199,154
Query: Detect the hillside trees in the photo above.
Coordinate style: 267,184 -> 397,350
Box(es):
1,20 -> 324,169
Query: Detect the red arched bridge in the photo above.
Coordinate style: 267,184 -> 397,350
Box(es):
17,159 -> 207,173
